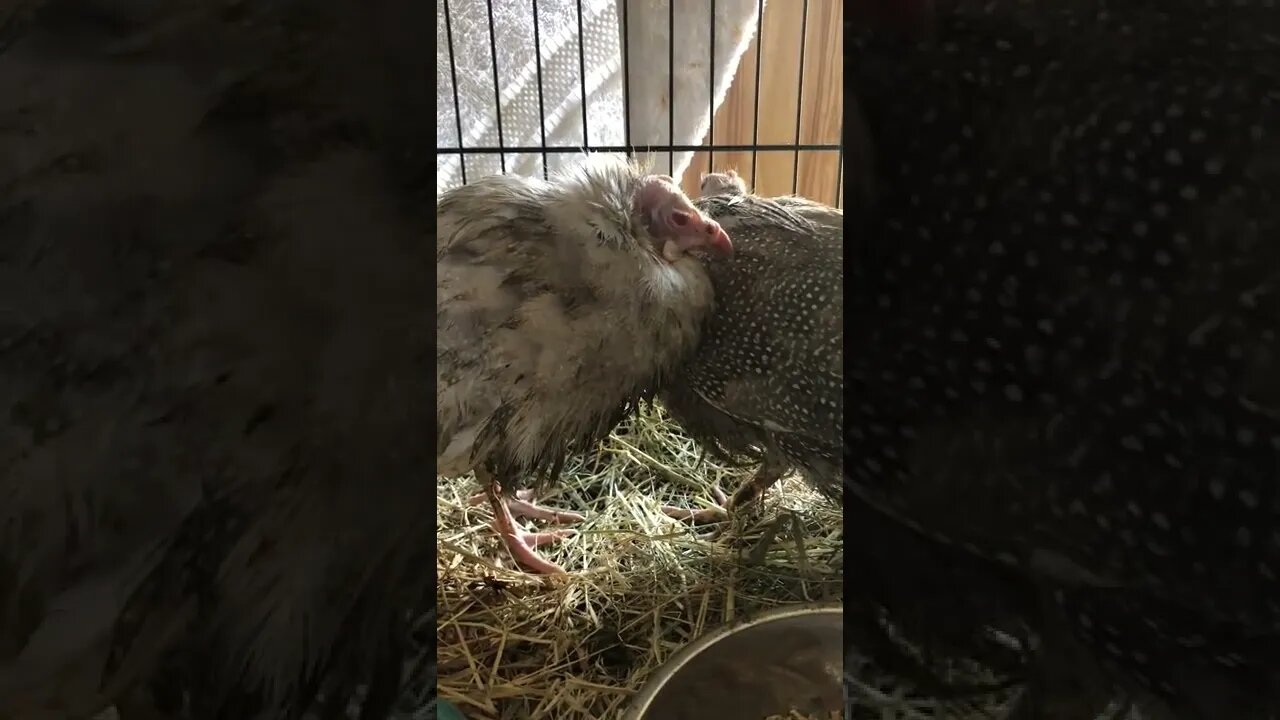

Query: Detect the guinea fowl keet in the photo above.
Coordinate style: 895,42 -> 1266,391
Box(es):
849,1 -> 1280,717
436,157 -> 732,575
659,171 -> 842,524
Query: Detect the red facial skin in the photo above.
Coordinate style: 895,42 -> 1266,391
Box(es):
635,175 -> 733,260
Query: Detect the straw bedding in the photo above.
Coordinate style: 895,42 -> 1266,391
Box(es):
84,405 -> 994,720
93,408 -> 1133,720
431,402 -> 842,720
427,402 -> 1034,720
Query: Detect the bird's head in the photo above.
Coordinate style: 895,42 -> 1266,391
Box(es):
699,169 -> 747,197
634,174 -> 734,262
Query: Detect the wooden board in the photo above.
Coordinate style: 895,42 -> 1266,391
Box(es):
679,0 -> 844,207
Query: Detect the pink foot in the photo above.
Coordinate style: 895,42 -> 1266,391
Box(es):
476,487 -> 583,574
495,525 -> 577,574
662,485 -> 731,524
663,473 -> 782,525
468,488 -> 586,524
520,529 -> 579,548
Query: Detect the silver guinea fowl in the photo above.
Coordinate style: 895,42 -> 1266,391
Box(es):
0,1 -> 431,718
660,170 -> 842,524
850,1 -> 1280,718
437,156 -> 732,575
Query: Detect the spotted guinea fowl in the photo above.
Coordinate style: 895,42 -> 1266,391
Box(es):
0,1 -> 431,718
849,1 -> 1280,718
437,156 -> 732,575
659,171 -> 842,523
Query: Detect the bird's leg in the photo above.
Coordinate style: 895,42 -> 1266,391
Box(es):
728,459 -> 787,508
498,488 -> 586,524
662,456 -> 788,524
477,477 -> 576,575
466,488 -> 587,524
660,484 -> 731,524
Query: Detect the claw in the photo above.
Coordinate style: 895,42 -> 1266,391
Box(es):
467,488 -> 586,524
475,483 -> 583,574
662,485 -> 732,524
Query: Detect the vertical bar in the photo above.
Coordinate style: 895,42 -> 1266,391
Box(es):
750,0 -> 764,186
622,0 -> 633,158
792,0 -> 810,195
576,0 -> 589,150
532,0 -> 549,179
668,0 -> 675,176
443,0 -> 467,185
484,0 -> 507,173
708,0 -> 717,173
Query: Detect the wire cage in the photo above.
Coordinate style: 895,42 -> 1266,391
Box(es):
436,0 -> 845,207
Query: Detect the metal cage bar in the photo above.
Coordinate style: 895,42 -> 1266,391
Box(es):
621,0 -> 632,157
576,0 -> 588,149
749,0 -> 766,185
483,0 -> 506,173
667,0 -> 675,174
531,0 -> 549,178
442,0 -> 467,185
439,0 -> 843,201
792,0 -> 810,195
708,0 -> 717,173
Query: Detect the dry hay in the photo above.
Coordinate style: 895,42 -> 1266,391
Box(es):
432,402 -> 1150,720
433,402 -> 842,720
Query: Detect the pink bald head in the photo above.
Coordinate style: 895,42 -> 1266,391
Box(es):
634,175 -> 733,262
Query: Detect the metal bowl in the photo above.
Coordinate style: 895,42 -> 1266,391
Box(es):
623,602 -> 843,720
